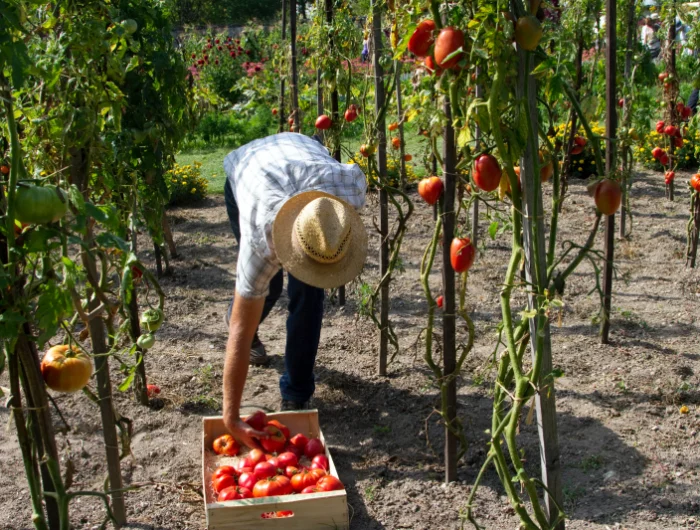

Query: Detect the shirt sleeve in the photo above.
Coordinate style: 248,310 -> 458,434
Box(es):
235,240 -> 281,299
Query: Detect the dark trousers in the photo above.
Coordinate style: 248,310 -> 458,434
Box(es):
224,180 -> 324,402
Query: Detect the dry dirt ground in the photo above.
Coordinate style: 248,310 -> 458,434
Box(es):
2,168 -> 700,530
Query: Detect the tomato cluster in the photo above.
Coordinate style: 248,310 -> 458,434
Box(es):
210,413 -> 344,503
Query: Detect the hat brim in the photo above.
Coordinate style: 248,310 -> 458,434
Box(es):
273,191 -> 367,290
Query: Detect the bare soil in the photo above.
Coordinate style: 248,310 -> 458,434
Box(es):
1,168 -> 699,530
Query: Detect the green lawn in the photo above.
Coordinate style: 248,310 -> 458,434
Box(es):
176,146 -> 231,194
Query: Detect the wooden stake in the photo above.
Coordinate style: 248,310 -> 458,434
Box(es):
472,74 -> 482,248
518,50 -> 564,529
687,193 -> 700,268
442,95 -> 457,484
290,0 -> 300,132
620,0 -> 636,238
601,0 -> 617,345
395,61 -> 407,190
372,1 -> 389,376
279,0 -> 287,133
666,4 -> 676,202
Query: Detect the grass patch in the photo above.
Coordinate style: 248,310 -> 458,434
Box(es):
176,146 -> 231,195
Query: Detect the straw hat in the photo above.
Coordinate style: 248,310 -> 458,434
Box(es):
273,191 -> 367,289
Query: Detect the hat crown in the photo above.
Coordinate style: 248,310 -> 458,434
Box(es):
294,197 -> 351,264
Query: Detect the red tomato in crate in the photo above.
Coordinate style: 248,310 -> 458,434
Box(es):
290,469 -> 324,492
289,433 -> 309,451
276,452 -> 298,468
304,438 -> 325,459
212,466 -> 236,482
267,420 -> 290,440
238,472 -> 257,491
253,475 -> 293,498
311,454 -> 330,471
212,435 -> 239,457
212,474 -> 236,493
218,486 -> 252,501
261,425 -> 286,453
244,410 -> 267,431
316,475 -> 344,492
253,461 -> 278,480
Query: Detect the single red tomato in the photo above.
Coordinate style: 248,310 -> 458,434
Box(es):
244,411 -> 268,431
253,475 -> 293,498
618,98 -> 624,107
681,106 -> 692,119
450,238 -> 476,274
246,448 -> 266,467
473,154 -> 501,192
690,174 -> 700,192
594,179 -> 622,216
360,144 -> 376,157
218,486 -> 252,501
664,125 -> 677,136
238,472 -> 257,491
344,107 -> 358,122
266,456 -> 281,470
267,420 -> 290,440
408,19 -> 436,57
285,466 -> 300,478
436,295 -> 444,309
261,425 -> 286,453
276,452 -> 298,469
301,485 -> 320,494
658,72 -> 669,82
304,438 -> 325,459
403,154 -> 413,162
40,345 -> 93,393
146,384 -> 160,397
212,434 -> 239,456
391,137 -> 401,149
289,433 -> 309,451
254,461 -> 278,480
573,136 -> 587,147
0,165 -> 10,175
417,177 -> 444,205
656,120 -> 665,133
311,454 -> 329,471
315,114 -> 332,130
651,147 -> 664,160
316,475 -> 344,492
291,470 -> 323,493
388,122 -> 399,132
434,27 -> 464,69
659,153 -> 670,166
212,474 -> 236,493
665,171 -> 676,181
674,137 -> 684,148
570,145 -> 584,155
212,466 -> 236,482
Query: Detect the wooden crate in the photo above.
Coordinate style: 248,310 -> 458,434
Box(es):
202,411 -> 349,530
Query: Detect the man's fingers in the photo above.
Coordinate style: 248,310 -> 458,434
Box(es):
248,428 -> 269,439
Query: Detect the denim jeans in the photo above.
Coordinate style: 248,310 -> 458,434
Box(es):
224,179 -> 324,402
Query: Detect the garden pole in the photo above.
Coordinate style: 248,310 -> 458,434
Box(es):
601,0 -> 617,345
518,49 -> 564,529
687,194 -> 700,268
129,212 -> 148,406
442,93 -> 457,484
290,0 -> 301,132
324,0 -> 345,305
620,0 -> 636,238
279,0 -> 287,133
560,31 -> 584,208
73,147 -> 126,525
372,0 -> 389,376
666,2 -> 676,202
395,61 -> 407,189
472,74 -> 482,248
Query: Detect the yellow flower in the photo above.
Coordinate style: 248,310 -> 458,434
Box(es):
191,188 -> 197,193
40,170 -> 47,176
578,166 -> 583,171
680,405 -> 689,414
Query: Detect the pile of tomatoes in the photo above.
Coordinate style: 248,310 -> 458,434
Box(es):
210,411 -> 344,502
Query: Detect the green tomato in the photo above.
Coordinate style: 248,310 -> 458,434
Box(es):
137,333 -> 155,350
140,308 -> 164,332
122,19 -> 138,34
15,185 -> 67,224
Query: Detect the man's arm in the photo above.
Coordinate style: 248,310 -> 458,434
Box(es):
223,290 -> 267,449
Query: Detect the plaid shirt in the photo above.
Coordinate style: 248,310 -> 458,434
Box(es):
224,133 -> 367,298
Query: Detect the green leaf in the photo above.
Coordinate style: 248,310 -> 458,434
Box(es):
68,185 -> 85,213
118,371 -> 135,392
85,202 -> 109,223
34,283 -> 72,348
95,233 -> 128,252
488,221 -> 499,240
520,308 -> 537,320
457,126 -> 472,149
0,310 -> 26,340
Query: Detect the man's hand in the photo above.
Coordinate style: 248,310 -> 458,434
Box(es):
223,413 -> 268,451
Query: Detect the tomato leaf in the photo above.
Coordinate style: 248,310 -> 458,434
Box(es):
68,185 -> 85,213
34,283 -> 72,348
118,371 -> 135,392
0,310 -> 26,340
95,233 -> 128,253
488,221 -> 499,240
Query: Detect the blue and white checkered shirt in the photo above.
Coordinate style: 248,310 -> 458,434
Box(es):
224,133 -> 367,298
